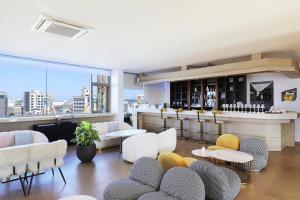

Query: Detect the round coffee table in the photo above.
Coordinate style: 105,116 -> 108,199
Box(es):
191,148 -> 214,158
211,149 -> 254,184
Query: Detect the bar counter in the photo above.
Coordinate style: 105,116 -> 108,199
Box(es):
135,109 -> 300,151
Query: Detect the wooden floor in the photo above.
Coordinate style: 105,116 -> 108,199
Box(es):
1,140 -> 300,200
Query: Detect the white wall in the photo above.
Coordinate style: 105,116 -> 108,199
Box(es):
247,73 -> 300,142
143,82 -> 170,106
124,73 -> 143,90
110,69 -> 124,121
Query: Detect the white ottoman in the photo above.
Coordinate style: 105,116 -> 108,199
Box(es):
122,132 -> 158,163
59,195 -> 97,200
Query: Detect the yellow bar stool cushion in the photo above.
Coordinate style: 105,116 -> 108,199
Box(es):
158,152 -> 198,172
208,133 -> 240,151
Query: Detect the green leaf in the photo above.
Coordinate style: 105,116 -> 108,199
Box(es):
72,121 -> 100,146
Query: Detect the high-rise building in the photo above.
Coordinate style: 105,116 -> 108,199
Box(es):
0,92 -> 8,117
23,90 -> 53,115
8,99 -> 23,117
73,87 -> 90,113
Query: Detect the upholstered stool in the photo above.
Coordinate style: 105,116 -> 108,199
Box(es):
197,110 -> 207,144
213,111 -> 224,136
160,108 -> 170,131
208,133 -> 240,151
175,108 -> 188,140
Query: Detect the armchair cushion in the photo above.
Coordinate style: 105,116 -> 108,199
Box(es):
0,145 -> 30,178
208,134 -> 240,151
0,134 -> 15,148
28,140 -> 67,173
103,158 -> 164,200
190,161 -> 241,200
130,157 -> 164,190
107,121 -> 119,132
160,167 -> 205,200
104,179 -> 154,200
14,132 -> 33,146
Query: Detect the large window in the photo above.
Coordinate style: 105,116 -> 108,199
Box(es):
0,54 -> 110,118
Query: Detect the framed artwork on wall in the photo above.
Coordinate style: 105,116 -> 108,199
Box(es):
250,81 -> 274,110
282,88 -> 297,101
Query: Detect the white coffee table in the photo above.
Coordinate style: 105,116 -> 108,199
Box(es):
191,148 -> 214,158
106,129 -> 147,152
211,149 -> 254,184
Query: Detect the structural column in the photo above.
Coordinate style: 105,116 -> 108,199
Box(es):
110,69 -> 124,122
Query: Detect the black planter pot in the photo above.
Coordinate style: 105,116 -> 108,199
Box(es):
76,143 -> 96,163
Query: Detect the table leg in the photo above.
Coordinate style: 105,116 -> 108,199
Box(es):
249,160 -> 253,183
120,137 -> 123,153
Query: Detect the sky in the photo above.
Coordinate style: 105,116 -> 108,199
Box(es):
0,55 -> 102,101
0,54 -> 143,101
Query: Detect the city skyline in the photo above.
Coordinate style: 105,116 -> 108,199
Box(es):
0,56 -> 98,101
0,66 -> 90,101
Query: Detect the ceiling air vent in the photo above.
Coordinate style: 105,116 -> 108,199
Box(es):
31,15 -> 89,40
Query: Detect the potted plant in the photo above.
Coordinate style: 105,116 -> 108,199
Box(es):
73,121 -> 100,162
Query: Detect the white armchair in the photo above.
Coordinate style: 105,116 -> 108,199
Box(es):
27,140 -> 67,195
0,130 -> 66,196
122,132 -> 158,163
0,145 -> 29,196
157,128 -> 177,153
122,128 -> 177,163
0,130 -> 49,196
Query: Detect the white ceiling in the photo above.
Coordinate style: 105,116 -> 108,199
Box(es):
1,0 -> 300,73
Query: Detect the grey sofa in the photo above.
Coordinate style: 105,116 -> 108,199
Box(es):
103,157 -> 164,200
138,167 -> 205,200
190,161 -> 241,200
239,138 -> 268,172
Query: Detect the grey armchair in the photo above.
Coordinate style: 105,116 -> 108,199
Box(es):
138,167 -> 205,200
190,161 -> 241,200
239,138 -> 268,172
103,157 -> 164,200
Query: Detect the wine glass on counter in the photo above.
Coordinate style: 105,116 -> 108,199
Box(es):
225,104 -> 228,112
229,104 -> 233,112
222,104 -> 225,112
240,104 -> 244,112
249,104 -> 252,113
257,104 -> 261,113
233,104 -> 237,112
253,104 -> 256,113
244,104 -> 248,112
261,104 -> 265,113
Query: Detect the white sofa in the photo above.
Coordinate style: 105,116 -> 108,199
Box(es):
0,130 -> 67,196
122,128 -> 177,163
93,121 -> 132,150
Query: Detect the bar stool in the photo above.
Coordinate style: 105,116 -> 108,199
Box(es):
213,111 -> 224,136
175,108 -> 188,140
160,108 -> 170,131
197,110 -> 207,144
